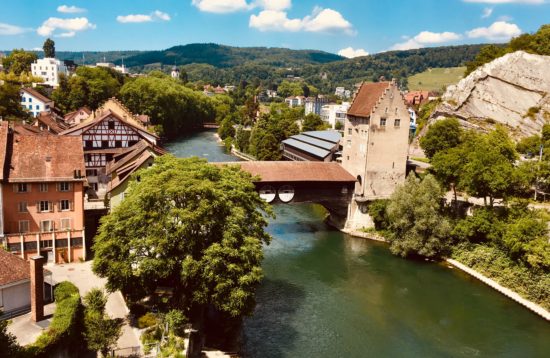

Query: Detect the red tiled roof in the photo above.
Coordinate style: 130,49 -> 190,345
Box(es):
35,112 -> 67,134
64,107 -> 91,123
21,87 -> 53,104
0,122 -> 8,181
405,91 -> 430,105
8,134 -> 86,182
347,82 -> 391,118
216,161 -> 356,183
0,250 -> 30,287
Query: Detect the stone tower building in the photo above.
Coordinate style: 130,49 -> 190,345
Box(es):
342,80 -> 410,201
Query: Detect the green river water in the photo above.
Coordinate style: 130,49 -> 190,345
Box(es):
166,130 -> 550,358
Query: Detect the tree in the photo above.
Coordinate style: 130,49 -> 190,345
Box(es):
0,83 -> 31,121
1,49 -> 37,75
43,38 -> 55,58
218,116 -> 236,140
0,313 -> 21,357
420,118 -> 462,159
430,146 -> 466,208
386,175 -> 452,258
302,113 -> 328,131
92,156 -> 272,320
83,288 -> 122,357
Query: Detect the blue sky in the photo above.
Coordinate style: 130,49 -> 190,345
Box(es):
0,0 -> 548,57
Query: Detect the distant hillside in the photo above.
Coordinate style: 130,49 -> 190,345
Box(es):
123,43 -> 344,68
408,67 -> 466,92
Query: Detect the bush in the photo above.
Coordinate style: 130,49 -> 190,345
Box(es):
367,200 -> 390,230
138,312 -> 158,329
26,282 -> 83,356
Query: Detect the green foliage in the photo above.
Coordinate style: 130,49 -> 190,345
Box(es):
92,156 -> 273,317
234,126 -> 251,152
2,49 -> 37,75
224,137 -> 233,153
218,116 -> 236,140
334,121 -> 343,130
407,67 -> 465,91
367,200 -> 390,230
386,175 -> 452,258
83,288 -> 108,313
82,288 -> 122,356
0,312 -> 21,357
164,309 -> 187,337
516,134 -> 542,156
277,80 -> 305,98
420,118 -> 462,159
525,106 -> 541,119
26,282 -> 83,356
452,244 -> 550,310
43,38 -> 55,58
0,83 -> 32,121
120,76 -> 216,138
302,113 -> 328,132
138,312 -> 158,329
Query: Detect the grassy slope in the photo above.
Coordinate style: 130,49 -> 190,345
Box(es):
408,67 -> 466,92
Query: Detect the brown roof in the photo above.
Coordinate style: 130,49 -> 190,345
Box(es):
0,122 -> 8,181
405,91 -> 430,105
13,123 -> 45,136
347,82 -> 391,118
106,139 -> 166,175
108,150 -> 154,191
8,134 -> 86,182
64,107 -> 92,122
35,112 -> 67,134
21,87 -> 52,104
216,161 -> 356,183
0,250 -> 30,286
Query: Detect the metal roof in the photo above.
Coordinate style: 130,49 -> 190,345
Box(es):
291,134 -> 337,151
302,130 -> 342,144
282,138 -> 331,159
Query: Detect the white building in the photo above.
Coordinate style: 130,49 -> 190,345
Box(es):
20,88 -> 54,118
285,96 -> 306,108
335,87 -> 346,98
305,97 -> 329,116
321,102 -> 350,129
31,58 -> 68,87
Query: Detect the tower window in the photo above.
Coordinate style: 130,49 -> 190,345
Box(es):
394,119 -> 401,127
380,118 -> 386,127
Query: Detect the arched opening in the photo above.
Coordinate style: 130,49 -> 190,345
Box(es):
259,185 -> 276,203
278,185 -> 295,203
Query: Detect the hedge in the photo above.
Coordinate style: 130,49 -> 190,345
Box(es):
24,282 -> 83,357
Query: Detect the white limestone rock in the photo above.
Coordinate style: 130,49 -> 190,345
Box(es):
433,51 -> 550,139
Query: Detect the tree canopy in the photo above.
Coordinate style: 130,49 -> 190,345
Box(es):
1,49 -> 37,75
43,38 -> 55,58
92,156 -> 272,317
0,83 -> 31,121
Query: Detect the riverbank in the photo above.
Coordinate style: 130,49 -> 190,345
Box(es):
344,228 -> 550,321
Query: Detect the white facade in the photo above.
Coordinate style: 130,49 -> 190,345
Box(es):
321,102 -> 350,129
20,90 -> 53,118
31,58 -> 68,87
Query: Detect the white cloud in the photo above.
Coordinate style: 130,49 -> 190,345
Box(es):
482,7 -> 494,18
117,10 -> 171,23
37,17 -> 95,37
254,0 -> 291,11
250,7 -> 354,34
467,21 -> 522,40
390,31 -> 462,50
463,0 -> 545,3
57,31 -> 76,38
57,5 -> 86,14
0,22 -> 31,35
191,0 -> 252,13
338,47 -> 369,58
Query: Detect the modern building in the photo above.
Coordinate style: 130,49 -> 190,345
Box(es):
60,110 -> 159,199
321,102 -> 351,129
0,123 -> 87,264
342,80 -> 410,200
282,130 -> 341,162
31,58 -> 68,87
20,88 -> 54,118
305,97 -> 330,116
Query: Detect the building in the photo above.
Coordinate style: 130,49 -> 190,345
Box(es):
20,88 -> 54,118
31,58 -> 68,87
321,102 -> 351,129
404,90 -> 430,106
335,87 -> 346,98
0,249 -> 31,317
106,140 -> 167,209
89,97 -> 150,130
342,81 -> 410,200
33,112 -> 68,134
285,96 -> 306,108
171,66 -> 180,79
282,130 -> 341,162
63,107 -> 92,127
265,89 -> 278,98
60,111 -> 159,198
0,123 -> 87,264
305,97 -> 330,116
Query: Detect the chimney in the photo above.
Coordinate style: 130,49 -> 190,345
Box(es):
30,256 -> 45,322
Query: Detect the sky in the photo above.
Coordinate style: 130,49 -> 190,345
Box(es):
0,0 -> 549,57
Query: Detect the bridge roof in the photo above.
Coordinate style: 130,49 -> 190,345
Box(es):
217,161 -> 356,183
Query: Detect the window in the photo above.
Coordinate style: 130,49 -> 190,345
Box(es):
22,97 -> 26,102
58,182 -> 71,192
60,218 -> 71,230
39,183 -> 48,192
60,200 -> 70,211
115,140 -> 122,148
28,105 -> 33,110
39,201 -> 52,212
40,220 -> 53,232
85,140 -> 93,148
108,121 -> 115,130
380,118 -> 387,127
29,98 -> 32,103
18,202 -> 28,213
394,119 -> 401,128
19,221 -> 30,233
101,140 -> 109,147
86,169 -> 98,176
346,140 -> 352,148
45,105 -> 50,110
36,105 -> 39,110
16,183 -> 28,193
42,240 -> 53,248
348,128 -> 352,135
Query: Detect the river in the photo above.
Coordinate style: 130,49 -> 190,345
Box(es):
167,130 -> 550,358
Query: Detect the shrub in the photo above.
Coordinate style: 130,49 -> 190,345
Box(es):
138,312 -> 158,329
367,200 -> 390,230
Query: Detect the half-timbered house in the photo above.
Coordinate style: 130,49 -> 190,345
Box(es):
59,111 -> 159,198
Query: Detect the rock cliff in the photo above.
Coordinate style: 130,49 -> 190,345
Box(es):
432,51 -> 550,139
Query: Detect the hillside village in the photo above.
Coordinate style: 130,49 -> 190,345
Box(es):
1,21 -> 550,357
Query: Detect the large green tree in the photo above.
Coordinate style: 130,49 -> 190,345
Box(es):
302,113 -> 328,131
43,38 -> 55,58
420,118 -> 462,159
386,175 -> 452,258
1,49 -> 37,75
0,83 -> 31,121
92,156 -> 272,319
83,288 -> 122,357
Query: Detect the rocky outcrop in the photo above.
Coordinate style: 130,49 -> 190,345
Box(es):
432,51 -> 550,139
